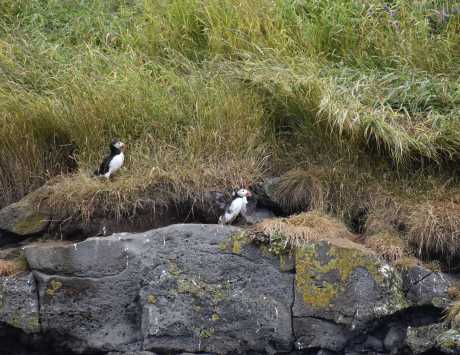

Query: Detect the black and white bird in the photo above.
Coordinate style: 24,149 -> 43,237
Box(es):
218,188 -> 252,225
94,138 -> 126,179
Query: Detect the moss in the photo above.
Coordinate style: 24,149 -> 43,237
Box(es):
27,315 -> 40,332
279,253 -> 295,272
14,256 -> 29,272
219,232 -> 250,255
267,231 -> 288,255
295,241 -> 387,309
9,311 -> 21,328
13,212 -> 48,235
199,327 -> 215,338
177,279 -> 205,297
211,288 -> 225,303
147,294 -> 157,304
46,279 -> 62,297
211,313 -> 220,321
437,329 -> 460,350
168,262 -> 181,277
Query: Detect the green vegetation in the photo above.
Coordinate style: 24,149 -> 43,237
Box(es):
1,1 -> 459,261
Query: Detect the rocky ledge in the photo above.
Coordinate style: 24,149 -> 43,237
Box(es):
1,224 -> 460,354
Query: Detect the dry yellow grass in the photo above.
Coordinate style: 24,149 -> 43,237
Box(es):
0,257 -> 28,277
249,211 -> 363,253
445,301 -> 460,328
44,151 -> 265,225
365,231 -> 407,262
393,256 -> 423,271
365,197 -> 409,235
271,168 -> 326,214
407,199 -> 460,260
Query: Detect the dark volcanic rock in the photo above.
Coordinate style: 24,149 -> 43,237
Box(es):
1,221 -> 458,355
0,187 -> 51,240
293,240 -> 408,331
402,265 -> 453,308
383,325 -> 406,353
294,317 -> 352,352
406,323 -> 447,354
24,224 -> 294,354
0,273 -> 40,334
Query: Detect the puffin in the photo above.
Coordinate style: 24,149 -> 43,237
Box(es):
94,138 -> 126,179
218,188 -> 252,225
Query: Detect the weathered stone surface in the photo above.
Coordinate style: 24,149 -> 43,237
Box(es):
402,265 -> 453,308
245,206 -> 276,225
106,352 -> 158,355
0,187 -> 50,239
293,317 -> 351,352
436,328 -> 460,354
140,227 -> 293,354
293,241 -> 408,331
383,325 -> 406,353
252,177 -> 284,214
0,273 -> 40,333
406,323 -> 446,354
24,224 -> 294,354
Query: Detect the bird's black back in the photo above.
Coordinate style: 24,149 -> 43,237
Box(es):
94,144 -> 121,176
94,154 -> 112,176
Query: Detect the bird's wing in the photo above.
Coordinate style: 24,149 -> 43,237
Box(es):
226,198 -> 242,215
221,198 -> 243,223
95,155 -> 111,175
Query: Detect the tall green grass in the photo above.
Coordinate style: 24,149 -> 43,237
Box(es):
0,0 -> 459,211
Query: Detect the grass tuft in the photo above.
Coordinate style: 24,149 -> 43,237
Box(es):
0,257 -> 29,277
365,231 -> 407,263
249,211 -> 359,253
408,199 -> 460,261
271,168 -> 326,214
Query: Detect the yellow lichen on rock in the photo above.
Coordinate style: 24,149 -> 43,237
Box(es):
47,280 -> 62,297
295,241 -> 383,309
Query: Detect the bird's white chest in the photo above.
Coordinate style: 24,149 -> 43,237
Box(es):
231,196 -> 247,215
109,152 -> 124,173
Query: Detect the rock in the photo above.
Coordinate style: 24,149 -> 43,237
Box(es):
293,317 -> 351,352
252,177 -> 284,214
24,224 -> 294,354
0,273 -> 40,333
106,352 -> 158,355
436,328 -> 460,354
316,350 -> 338,355
244,206 -> 276,225
406,323 -> 447,354
361,335 -> 384,352
402,265 -> 452,308
293,240 -> 408,331
0,187 -> 51,240
187,191 -> 228,223
383,325 -> 406,353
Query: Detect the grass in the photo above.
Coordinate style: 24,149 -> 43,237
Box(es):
248,211 -> 360,254
365,231 -> 407,262
0,257 -> 28,277
408,198 -> 460,262
0,0 -> 460,263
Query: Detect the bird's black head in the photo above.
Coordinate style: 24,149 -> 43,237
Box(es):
110,138 -> 126,154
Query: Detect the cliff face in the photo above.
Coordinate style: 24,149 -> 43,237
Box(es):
1,223 -> 459,355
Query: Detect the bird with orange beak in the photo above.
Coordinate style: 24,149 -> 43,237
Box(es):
94,138 -> 126,179
218,188 -> 252,225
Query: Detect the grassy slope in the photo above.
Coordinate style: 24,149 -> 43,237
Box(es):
1,0 -> 460,260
